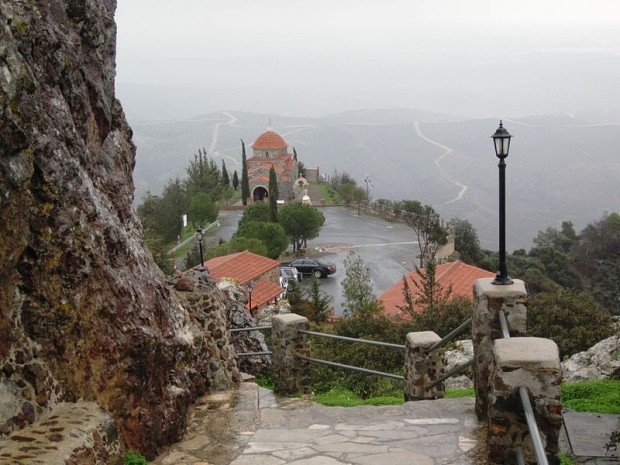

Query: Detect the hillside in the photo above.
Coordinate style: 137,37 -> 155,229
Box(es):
130,110 -> 620,250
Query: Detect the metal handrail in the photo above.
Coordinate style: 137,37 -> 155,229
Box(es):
426,318 -> 472,353
425,359 -> 474,390
298,355 -> 404,381
298,329 -> 405,350
237,351 -> 272,357
229,326 -> 272,333
499,309 -> 549,465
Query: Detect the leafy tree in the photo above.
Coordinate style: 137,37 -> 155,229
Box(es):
237,202 -> 270,230
232,170 -> 239,190
221,160 -> 230,187
235,221 -> 288,259
341,251 -> 383,317
410,296 -> 472,338
311,313 -> 412,398
533,221 -> 578,253
304,276 -> 333,324
401,200 -> 448,267
241,139 -> 250,205
298,161 -> 306,178
279,202 -> 325,253
398,259 -> 453,319
448,218 -> 483,265
574,212 -> 620,314
153,177 -> 189,242
188,192 -> 219,228
268,165 -> 279,222
143,228 -> 173,275
185,149 -> 222,200
528,288 -> 614,357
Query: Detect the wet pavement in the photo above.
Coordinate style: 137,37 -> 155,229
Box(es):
151,382 -> 484,465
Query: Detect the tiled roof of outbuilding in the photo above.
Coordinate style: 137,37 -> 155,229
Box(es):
379,261 -> 495,319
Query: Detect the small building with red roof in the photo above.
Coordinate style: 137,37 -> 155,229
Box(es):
205,250 -> 284,316
378,260 -> 495,320
247,127 -> 298,202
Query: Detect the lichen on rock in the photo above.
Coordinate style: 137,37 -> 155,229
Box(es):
0,0 -> 239,459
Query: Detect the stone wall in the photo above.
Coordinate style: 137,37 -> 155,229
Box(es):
271,314 -> 311,396
404,331 -> 446,400
0,1 -> 239,459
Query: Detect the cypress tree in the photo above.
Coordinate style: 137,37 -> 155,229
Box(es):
293,147 -> 298,161
232,170 -> 239,190
268,165 -> 279,222
241,139 -> 250,205
221,160 -> 230,187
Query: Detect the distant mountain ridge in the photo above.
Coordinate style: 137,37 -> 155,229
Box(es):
129,109 -> 620,250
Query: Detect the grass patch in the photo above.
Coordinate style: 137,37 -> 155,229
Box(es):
445,387 -> 475,398
561,379 -> 620,414
314,387 -> 402,407
312,182 -> 342,205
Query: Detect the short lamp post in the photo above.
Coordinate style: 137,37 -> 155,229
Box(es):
196,228 -> 205,271
491,120 -> 514,285
246,282 -> 254,316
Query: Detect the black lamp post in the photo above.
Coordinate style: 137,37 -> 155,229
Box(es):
491,121 -> 514,285
246,282 -> 253,315
196,228 -> 205,271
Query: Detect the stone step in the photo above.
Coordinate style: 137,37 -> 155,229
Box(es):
0,401 -> 120,465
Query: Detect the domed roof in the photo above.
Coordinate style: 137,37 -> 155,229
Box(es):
251,130 -> 288,150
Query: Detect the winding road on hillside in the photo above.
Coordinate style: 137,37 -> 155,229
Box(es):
414,121 -> 468,204
206,111 -> 242,168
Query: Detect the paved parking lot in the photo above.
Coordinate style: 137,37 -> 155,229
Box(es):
289,207 -> 418,317
216,206 -> 418,317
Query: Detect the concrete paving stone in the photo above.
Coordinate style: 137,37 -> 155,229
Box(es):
405,417 -> 460,425
308,424 -> 331,430
349,450 -> 434,465
311,433 -> 354,445
271,446 -> 319,461
287,456 -> 352,465
356,428 -> 428,440
398,433 -> 459,456
244,441 -> 310,454
313,442 -> 390,454
334,420 -> 405,431
251,428 -> 330,442
458,435 -> 477,452
229,454 -> 286,465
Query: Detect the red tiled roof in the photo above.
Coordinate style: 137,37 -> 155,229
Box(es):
251,130 -> 288,150
204,250 -> 280,285
379,261 -> 495,319
249,175 -> 270,184
246,279 -> 284,310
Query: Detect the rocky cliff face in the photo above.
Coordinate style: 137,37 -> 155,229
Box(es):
0,0 -> 238,458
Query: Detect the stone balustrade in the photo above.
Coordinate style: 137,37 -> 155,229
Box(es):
404,331 -> 446,400
271,314 -> 311,396
269,276 -> 562,464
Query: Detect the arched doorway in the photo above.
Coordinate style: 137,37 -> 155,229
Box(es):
252,186 -> 269,202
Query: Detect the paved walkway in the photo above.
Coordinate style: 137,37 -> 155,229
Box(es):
151,382 -> 484,465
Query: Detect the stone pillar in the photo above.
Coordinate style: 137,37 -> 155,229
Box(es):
404,331 -> 446,401
488,337 -> 562,465
472,278 -> 527,420
271,314 -> 311,396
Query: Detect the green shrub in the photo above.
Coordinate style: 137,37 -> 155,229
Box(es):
124,451 -> 148,465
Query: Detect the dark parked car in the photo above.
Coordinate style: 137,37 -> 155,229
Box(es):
281,258 -> 336,278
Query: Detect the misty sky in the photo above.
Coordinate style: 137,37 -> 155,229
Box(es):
115,1 -> 620,119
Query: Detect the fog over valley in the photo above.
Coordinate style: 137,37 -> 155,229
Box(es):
114,0 -> 620,250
